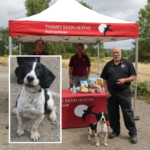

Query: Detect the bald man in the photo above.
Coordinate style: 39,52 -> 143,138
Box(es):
100,46 -> 137,144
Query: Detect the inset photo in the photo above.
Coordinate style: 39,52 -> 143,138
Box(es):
9,56 -> 61,143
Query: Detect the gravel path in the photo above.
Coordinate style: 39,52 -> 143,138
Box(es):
0,65 -> 150,149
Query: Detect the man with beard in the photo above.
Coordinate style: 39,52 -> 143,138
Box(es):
100,46 -> 137,144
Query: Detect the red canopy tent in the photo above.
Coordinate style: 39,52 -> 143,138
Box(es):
8,0 -> 139,119
9,0 -> 138,43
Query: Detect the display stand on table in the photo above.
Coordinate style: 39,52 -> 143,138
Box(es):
62,90 -> 109,128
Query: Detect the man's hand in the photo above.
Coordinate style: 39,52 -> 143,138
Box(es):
106,91 -> 111,99
70,78 -> 73,85
116,78 -> 126,85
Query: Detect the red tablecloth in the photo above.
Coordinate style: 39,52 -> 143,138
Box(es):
62,90 -> 109,128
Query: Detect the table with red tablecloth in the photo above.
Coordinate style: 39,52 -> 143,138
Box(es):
62,90 -> 109,128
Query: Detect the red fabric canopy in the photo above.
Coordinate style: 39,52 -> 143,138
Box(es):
9,0 -> 138,43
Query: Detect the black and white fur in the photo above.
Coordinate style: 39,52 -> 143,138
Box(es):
88,112 -> 109,146
12,61 -> 56,141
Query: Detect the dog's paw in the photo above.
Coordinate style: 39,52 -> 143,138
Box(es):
17,125 -> 25,136
96,143 -> 100,147
49,111 -> 57,122
17,129 -> 25,136
88,135 -> 91,140
31,131 -> 40,142
12,108 -> 17,115
104,142 -> 108,147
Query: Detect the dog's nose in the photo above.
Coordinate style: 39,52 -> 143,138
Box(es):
27,76 -> 34,82
102,118 -> 105,121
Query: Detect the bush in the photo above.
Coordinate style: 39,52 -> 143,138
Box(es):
62,53 -> 74,59
131,81 -> 150,95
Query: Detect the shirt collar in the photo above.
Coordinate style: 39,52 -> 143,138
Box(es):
76,53 -> 84,59
36,50 -> 43,55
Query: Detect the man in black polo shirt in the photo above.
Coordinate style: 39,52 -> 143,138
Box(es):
69,43 -> 91,88
101,46 -> 137,144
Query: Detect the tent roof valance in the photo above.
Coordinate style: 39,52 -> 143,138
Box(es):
9,0 -> 138,43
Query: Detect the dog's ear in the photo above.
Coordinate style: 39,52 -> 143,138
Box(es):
95,113 -> 101,121
15,63 -> 27,85
104,112 -> 109,121
40,64 -> 55,88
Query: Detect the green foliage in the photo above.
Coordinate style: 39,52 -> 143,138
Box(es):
62,53 -> 74,59
0,27 -> 19,56
84,43 -> 104,58
132,1 -> 150,62
131,81 -> 150,95
0,27 -> 8,55
25,0 -> 51,16
79,1 -> 92,9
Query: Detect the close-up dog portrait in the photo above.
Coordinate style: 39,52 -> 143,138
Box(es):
9,56 -> 61,143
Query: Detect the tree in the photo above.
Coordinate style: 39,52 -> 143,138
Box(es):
79,1 -> 92,9
0,27 -> 18,55
131,0 -> 150,62
25,0 -> 51,16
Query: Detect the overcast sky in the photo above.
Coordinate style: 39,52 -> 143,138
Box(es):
0,0 -> 147,50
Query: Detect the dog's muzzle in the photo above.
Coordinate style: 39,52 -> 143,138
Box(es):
25,76 -> 36,87
102,118 -> 105,121
27,76 -> 34,82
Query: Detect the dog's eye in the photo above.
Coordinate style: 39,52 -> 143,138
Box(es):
24,67 -> 29,72
37,70 -> 42,74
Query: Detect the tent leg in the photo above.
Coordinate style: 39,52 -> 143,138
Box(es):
19,42 -> 21,55
9,36 -> 12,55
98,43 -> 100,77
134,38 -> 140,121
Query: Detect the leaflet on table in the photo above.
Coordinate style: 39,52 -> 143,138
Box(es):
80,81 -> 89,93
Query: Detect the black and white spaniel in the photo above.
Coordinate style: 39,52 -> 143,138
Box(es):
88,112 -> 109,146
12,61 -> 56,141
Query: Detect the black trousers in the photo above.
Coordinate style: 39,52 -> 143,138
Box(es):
107,87 -> 137,136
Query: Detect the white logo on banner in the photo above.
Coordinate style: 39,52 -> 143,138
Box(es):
98,24 -> 107,33
74,105 -> 88,117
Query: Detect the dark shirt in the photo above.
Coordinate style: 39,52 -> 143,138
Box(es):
30,50 -> 49,55
100,58 -> 136,91
69,53 -> 91,76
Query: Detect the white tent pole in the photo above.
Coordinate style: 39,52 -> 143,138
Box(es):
9,36 -> 12,55
134,38 -> 140,121
98,43 -> 100,77
19,42 -> 21,55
